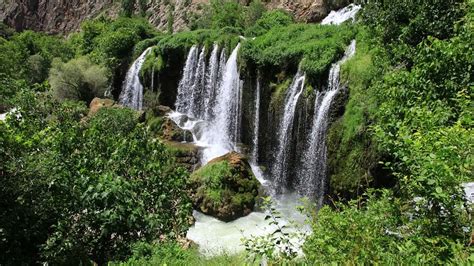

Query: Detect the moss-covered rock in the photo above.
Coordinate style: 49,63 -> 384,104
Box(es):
164,141 -> 200,172
189,152 -> 260,222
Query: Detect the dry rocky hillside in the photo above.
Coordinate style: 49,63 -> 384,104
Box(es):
0,0 -> 350,34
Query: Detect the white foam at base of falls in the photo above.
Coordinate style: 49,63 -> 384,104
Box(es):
118,47 -> 152,110
186,192 -> 309,256
321,4 -> 361,25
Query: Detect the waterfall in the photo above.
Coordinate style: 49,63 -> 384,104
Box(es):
251,75 -> 261,163
190,47 -> 207,118
175,45 -> 199,117
202,44 -> 242,162
298,40 -> 356,203
272,69 -> 306,193
204,44 -> 221,121
118,47 -> 152,110
171,44 -> 242,164
321,4 -> 361,25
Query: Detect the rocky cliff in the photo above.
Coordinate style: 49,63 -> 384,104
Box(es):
0,0 -> 350,35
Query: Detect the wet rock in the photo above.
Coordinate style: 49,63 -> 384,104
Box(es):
164,141 -> 200,172
156,105 -> 172,116
159,117 -> 194,143
189,152 -> 260,222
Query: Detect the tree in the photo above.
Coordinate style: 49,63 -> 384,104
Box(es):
49,56 -> 109,103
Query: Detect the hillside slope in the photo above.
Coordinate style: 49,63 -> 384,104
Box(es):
0,0 -> 349,34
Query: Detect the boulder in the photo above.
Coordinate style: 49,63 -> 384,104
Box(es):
156,105 -> 172,116
189,152 -> 260,222
159,117 -> 193,143
88,97 -> 116,117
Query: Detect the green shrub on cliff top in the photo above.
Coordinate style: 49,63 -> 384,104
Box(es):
241,24 -> 354,78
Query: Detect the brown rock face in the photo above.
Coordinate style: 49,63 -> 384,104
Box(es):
0,0 -> 119,34
0,0 -> 350,35
159,117 -> 194,143
88,97 -> 117,117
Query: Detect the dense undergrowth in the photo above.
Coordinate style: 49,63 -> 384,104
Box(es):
0,0 -> 473,264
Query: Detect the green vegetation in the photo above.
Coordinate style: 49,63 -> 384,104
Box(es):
304,190 -> 473,264
319,0 -> 473,263
241,24 -> 355,79
0,0 -> 473,264
190,153 -> 260,222
1,91 -> 192,265
0,30 -> 73,83
49,56 -> 110,103
327,27 -> 385,197
114,242 -> 249,266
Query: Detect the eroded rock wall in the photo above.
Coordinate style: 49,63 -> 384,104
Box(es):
0,0 -> 350,34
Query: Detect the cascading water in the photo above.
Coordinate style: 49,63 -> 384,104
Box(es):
172,44 -> 241,163
321,3 -> 362,25
170,44 -> 309,256
175,45 -> 199,117
297,40 -> 357,203
251,75 -> 261,163
190,47 -> 207,117
201,44 -> 242,162
118,47 -> 152,110
204,44 -> 221,121
272,70 -> 306,193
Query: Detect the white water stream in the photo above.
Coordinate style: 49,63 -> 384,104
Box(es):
321,3 -> 362,25
119,47 -> 152,110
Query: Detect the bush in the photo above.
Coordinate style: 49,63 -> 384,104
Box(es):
121,0 -> 136,17
241,23 -> 354,78
190,0 -> 245,32
74,17 -> 157,69
360,0 -> 466,65
0,30 -> 73,82
1,92 -> 193,264
49,56 -> 110,103
303,190 -> 474,264
245,10 -> 293,37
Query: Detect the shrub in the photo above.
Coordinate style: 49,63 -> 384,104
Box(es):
241,23 -> 354,78
49,56 -> 110,103
1,92 -> 192,264
0,30 -> 73,82
245,10 -> 293,37
303,190 -> 474,264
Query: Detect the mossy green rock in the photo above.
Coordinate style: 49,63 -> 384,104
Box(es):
189,152 -> 260,222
